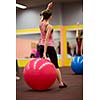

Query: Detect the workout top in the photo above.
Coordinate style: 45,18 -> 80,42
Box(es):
31,48 -> 36,54
39,22 -> 54,46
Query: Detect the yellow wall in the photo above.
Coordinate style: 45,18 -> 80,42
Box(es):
16,26 -> 60,35
18,59 -> 30,68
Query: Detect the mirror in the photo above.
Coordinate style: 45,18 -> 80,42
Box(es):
16,33 -> 40,59
53,31 -> 61,59
16,30 -> 61,59
66,29 -> 83,59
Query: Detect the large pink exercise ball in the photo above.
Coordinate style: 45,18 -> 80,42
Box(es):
23,58 -> 57,90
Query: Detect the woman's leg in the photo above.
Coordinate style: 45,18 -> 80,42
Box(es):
47,46 -> 67,87
81,39 -> 83,55
39,45 -> 67,87
39,45 -> 44,57
56,68 -> 64,85
16,59 -> 20,80
76,38 -> 82,56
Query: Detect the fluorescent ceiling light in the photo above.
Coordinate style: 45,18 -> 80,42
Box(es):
16,3 -> 27,9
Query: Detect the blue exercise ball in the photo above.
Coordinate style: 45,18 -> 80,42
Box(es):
71,56 -> 83,74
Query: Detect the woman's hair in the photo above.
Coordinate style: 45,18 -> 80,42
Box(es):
40,10 -> 52,20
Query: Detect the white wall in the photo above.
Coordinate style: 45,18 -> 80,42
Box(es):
62,2 -> 83,25
16,2 -> 83,29
16,4 -> 62,29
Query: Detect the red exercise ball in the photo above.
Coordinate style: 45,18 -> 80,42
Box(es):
23,58 -> 57,90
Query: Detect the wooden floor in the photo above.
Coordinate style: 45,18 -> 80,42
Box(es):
16,67 -> 83,100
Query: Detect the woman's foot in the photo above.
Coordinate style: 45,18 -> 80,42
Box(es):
59,82 -> 67,88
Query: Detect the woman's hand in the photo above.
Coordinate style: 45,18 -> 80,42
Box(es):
43,52 -> 47,59
47,2 -> 53,10
76,22 -> 80,26
43,52 -> 50,61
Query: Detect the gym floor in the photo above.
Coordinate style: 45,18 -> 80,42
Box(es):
16,67 -> 83,100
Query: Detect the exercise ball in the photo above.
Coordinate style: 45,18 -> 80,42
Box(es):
23,58 -> 57,90
71,56 -> 83,74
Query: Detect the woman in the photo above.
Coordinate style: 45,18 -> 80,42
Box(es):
57,41 -> 61,54
16,59 -> 20,80
39,2 -> 67,88
30,42 -> 37,58
30,48 -> 36,58
67,41 -> 72,56
76,22 -> 83,56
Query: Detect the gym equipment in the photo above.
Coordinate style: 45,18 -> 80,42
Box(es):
71,56 -> 83,74
23,58 -> 57,90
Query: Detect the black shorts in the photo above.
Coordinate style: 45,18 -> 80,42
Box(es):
30,53 -> 35,58
39,45 -> 59,68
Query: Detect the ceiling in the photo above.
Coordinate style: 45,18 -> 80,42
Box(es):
16,0 -> 82,8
